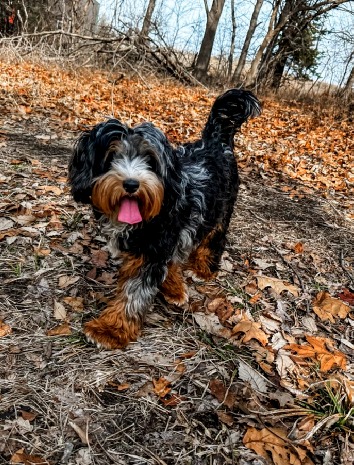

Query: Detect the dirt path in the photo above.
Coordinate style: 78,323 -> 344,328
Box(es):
0,119 -> 353,465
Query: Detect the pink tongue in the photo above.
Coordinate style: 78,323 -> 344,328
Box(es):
118,198 -> 143,224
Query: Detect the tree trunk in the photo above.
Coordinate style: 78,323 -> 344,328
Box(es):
193,0 -> 226,82
343,65 -> 354,98
232,0 -> 264,85
227,0 -> 236,80
140,0 -> 156,38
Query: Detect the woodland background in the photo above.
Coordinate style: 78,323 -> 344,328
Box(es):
0,1 -> 353,465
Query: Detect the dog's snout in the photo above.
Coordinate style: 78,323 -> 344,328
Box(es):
123,178 -> 140,193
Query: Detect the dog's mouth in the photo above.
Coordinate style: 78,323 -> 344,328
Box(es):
117,197 -> 143,224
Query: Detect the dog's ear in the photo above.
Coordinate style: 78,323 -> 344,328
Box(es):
68,131 -> 95,204
68,119 -> 130,204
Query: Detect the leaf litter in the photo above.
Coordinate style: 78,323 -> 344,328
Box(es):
0,58 -> 353,465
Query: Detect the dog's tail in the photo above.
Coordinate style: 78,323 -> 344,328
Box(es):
202,89 -> 261,147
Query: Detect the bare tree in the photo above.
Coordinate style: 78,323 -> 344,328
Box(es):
193,0 -> 226,82
244,0 -> 353,89
232,0 -> 264,85
140,0 -> 157,38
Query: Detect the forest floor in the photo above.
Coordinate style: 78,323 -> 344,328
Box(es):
0,59 -> 353,465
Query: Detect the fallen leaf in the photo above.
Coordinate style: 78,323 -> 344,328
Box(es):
257,275 -> 299,297
216,410 -> 234,426
238,360 -> 269,393
10,449 -> 49,464
69,420 -> 89,445
91,249 -> 108,267
337,288 -> 354,306
312,291 -> 350,322
21,410 -> 38,422
293,242 -> 304,254
209,378 -> 236,408
53,300 -> 67,320
38,185 -> 63,195
63,296 -> 84,312
0,218 -> 14,231
47,322 -> 72,336
232,317 -> 269,346
117,383 -> 131,391
152,377 -> 171,398
285,335 -> 347,372
243,427 -> 314,465
58,275 -> 80,288
193,312 -> 232,339
0,320 -> 12,337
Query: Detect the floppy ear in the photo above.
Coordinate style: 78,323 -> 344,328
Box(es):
68,131 -> 95,204
68,119 -> 131,204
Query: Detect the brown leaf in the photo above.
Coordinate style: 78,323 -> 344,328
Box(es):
152,377 -> 171,398
216,410 -> 234,426
337,288 -> 354,305
285,335 -> 346,372
91,249 -> 108,267
21,410 -> 38,422
209,379 -> 236,409
63,296 -> 84,312
97,272 -> 116,285
47,322 -> 72,336
10,449 -> 49,465
293,242 -> 304,254
0,320 -> 12,337
243,427 -> 314,465
58,275 -> 80,288
53,300 -> 67,320
232,317 -> 269,346
256,275 -> 299,297
117,383 -> 131,391
38,185 -> 63,196
312,291 -> 350,323
193,312 -> 232,339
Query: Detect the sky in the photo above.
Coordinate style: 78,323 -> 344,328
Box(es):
97,0 -> 354,86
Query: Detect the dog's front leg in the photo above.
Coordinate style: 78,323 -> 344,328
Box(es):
84,253 -> 167,349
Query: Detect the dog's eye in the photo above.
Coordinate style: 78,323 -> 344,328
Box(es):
146,153 -> 158,173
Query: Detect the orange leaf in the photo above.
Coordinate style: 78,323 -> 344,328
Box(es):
0,320 -> 12,337
47,322 -> 72,336
312,291 -> 350,323
152,377 -> 171,398
232,317 -> 269,346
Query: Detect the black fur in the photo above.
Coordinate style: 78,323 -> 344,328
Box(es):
68,89 -> 261,321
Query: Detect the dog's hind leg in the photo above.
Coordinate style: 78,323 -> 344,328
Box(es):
187,226 -> 227,281
160,263 -> 188,306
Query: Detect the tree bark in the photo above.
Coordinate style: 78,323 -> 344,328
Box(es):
343,64 -> 354,98
232,0 -> 264,85
193,0 -> 226,82
227,0 -> 237,80
140,0 -> 156,38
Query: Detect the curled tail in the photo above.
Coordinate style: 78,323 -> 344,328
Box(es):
202,89 -> 261,147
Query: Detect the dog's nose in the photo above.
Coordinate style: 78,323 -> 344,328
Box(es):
123,178 -> 140,193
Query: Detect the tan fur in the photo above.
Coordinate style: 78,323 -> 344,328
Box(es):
84,254 -> 144,349
160,263 -> 188,306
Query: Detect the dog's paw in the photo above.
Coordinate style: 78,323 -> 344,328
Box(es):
163,290 -> 189,307
84,318 -> 140,350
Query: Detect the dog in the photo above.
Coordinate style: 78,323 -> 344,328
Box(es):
68,89 -> 261,349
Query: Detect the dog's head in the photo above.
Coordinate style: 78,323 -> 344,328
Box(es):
68,119 -> 171,225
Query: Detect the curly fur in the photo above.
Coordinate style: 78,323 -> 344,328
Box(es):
68,88 -> 261,349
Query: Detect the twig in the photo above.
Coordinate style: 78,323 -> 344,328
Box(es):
339,249 -> 354,285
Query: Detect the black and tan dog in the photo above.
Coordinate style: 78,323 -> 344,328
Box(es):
68,89 -> 261,349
